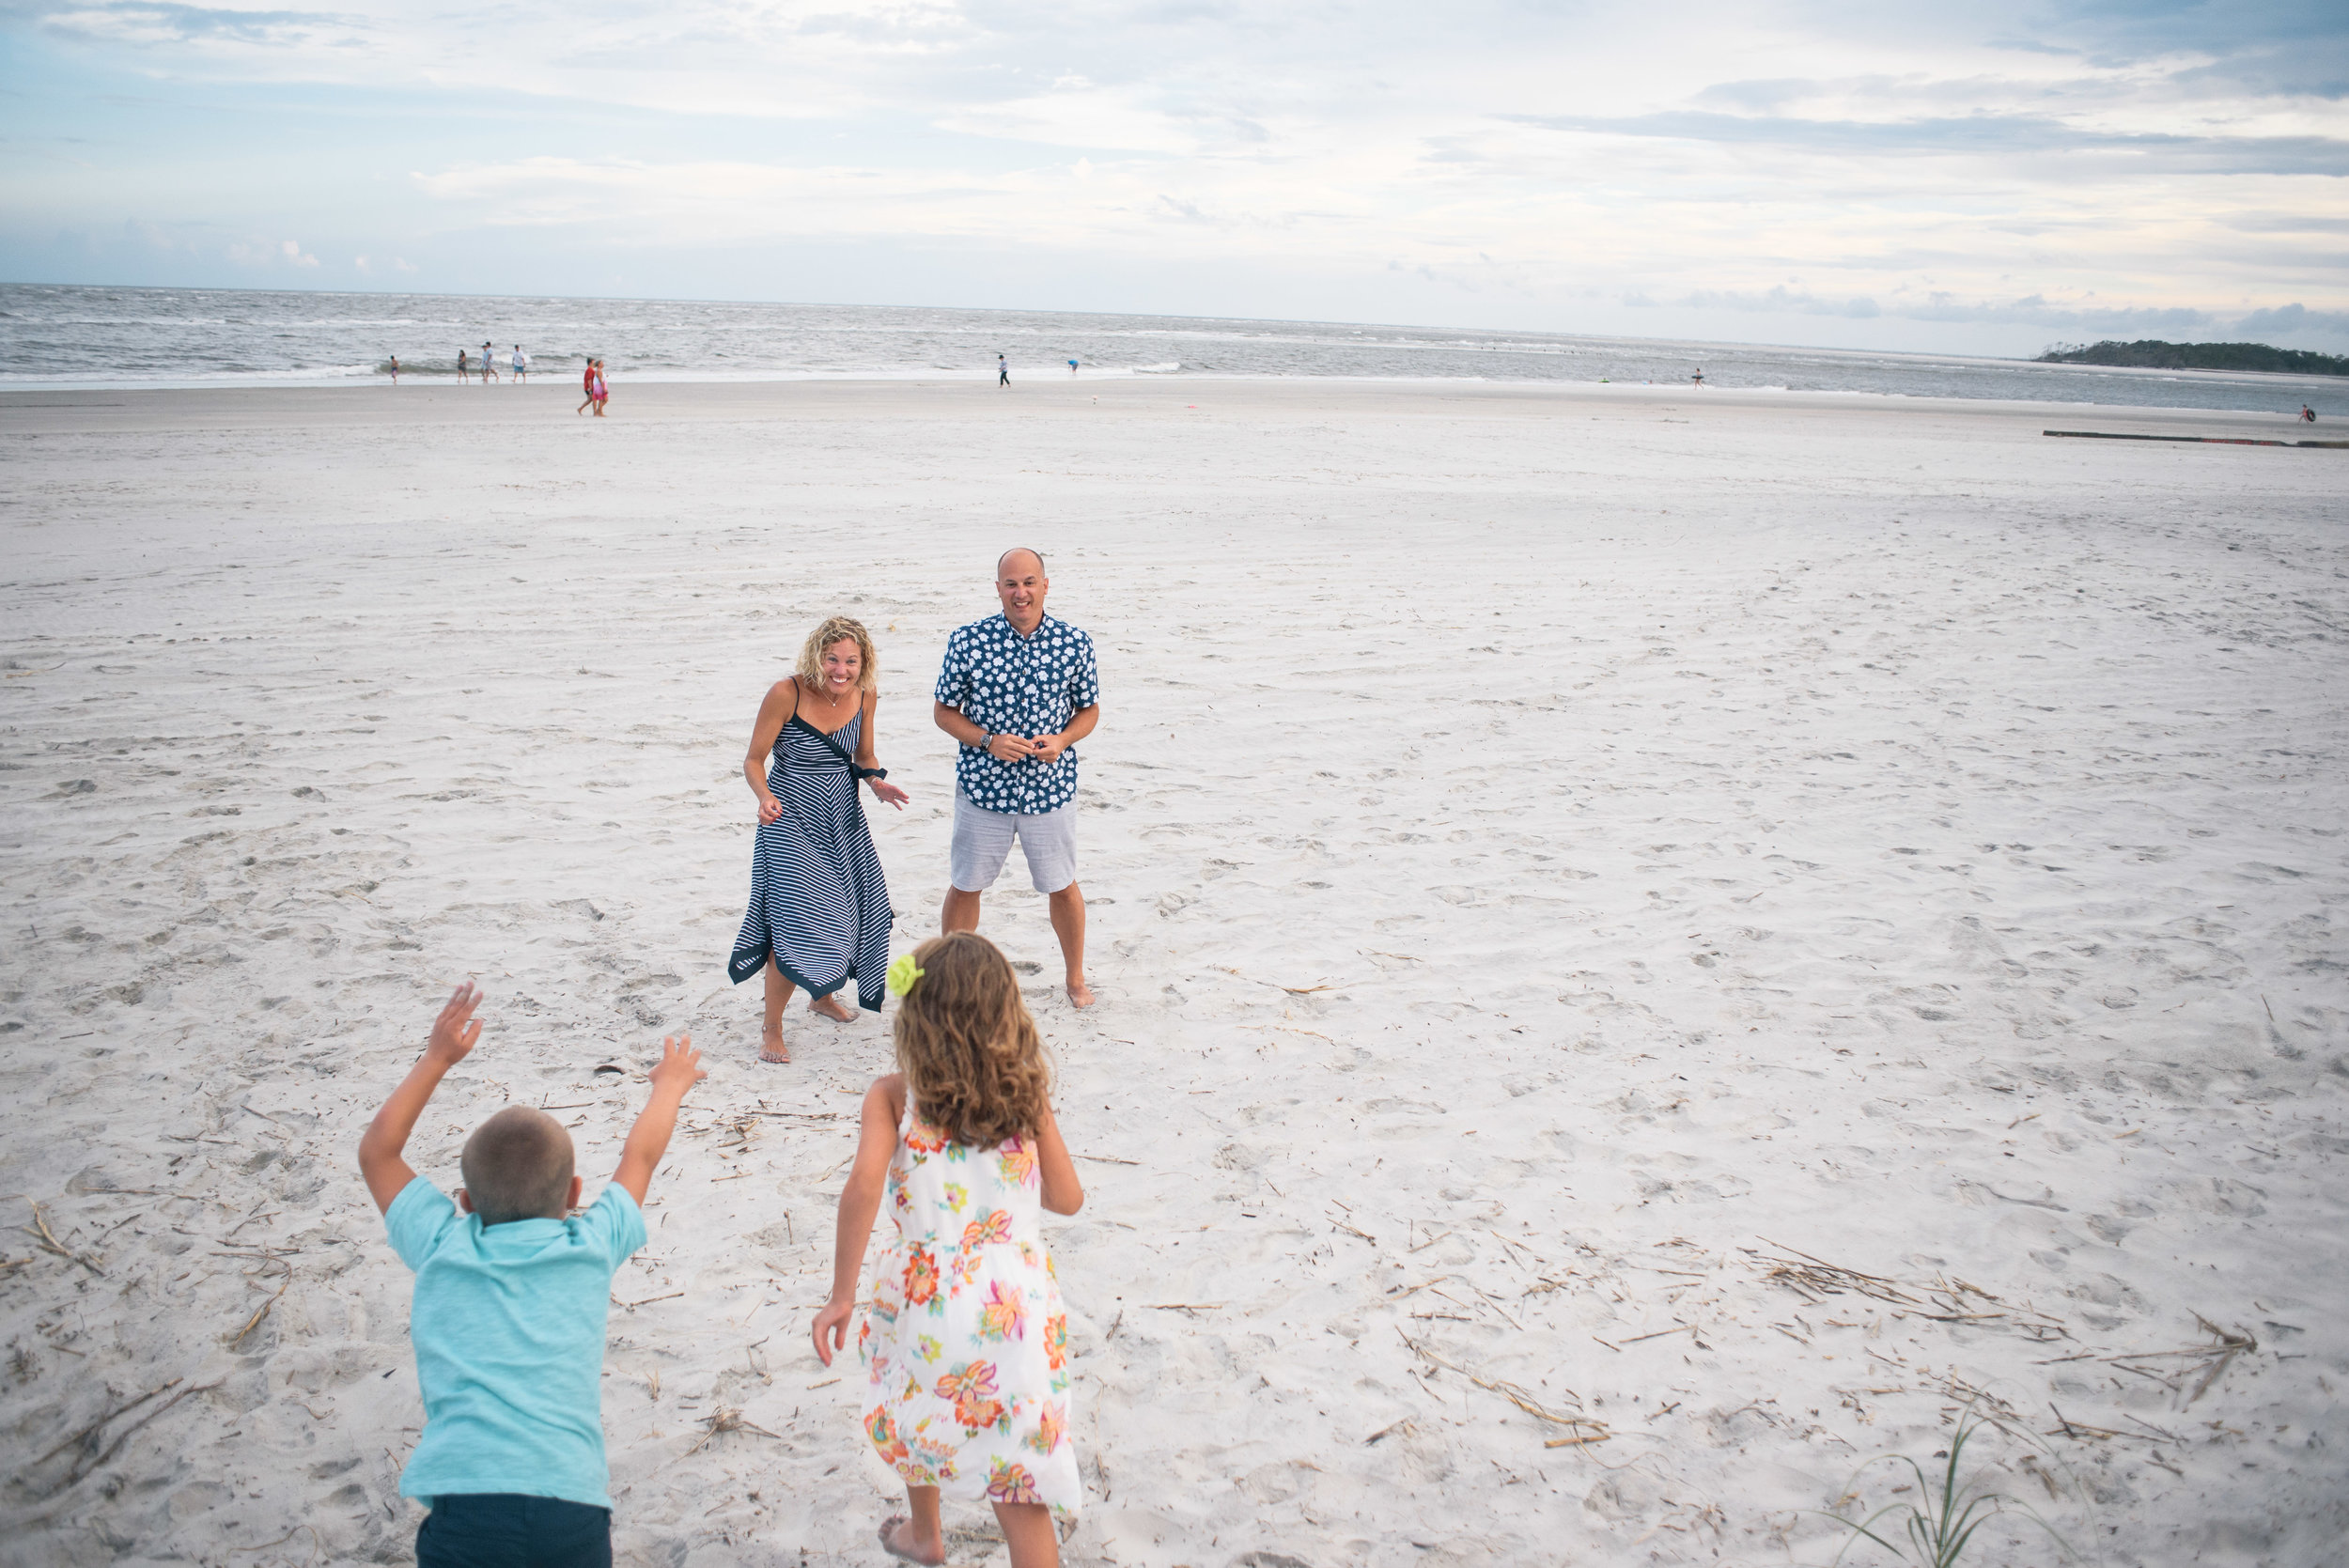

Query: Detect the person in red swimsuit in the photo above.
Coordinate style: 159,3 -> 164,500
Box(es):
578,361 -> 596,415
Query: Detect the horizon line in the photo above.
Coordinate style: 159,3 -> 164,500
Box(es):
0,276 -> 2123,366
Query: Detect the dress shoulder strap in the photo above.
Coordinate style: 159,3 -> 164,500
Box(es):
771,679 -> 800,765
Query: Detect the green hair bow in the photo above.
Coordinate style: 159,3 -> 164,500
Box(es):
886,953 -> 926,999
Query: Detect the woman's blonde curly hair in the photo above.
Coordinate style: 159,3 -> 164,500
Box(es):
794,615 -> 879,700
893,932 -> 1051,1148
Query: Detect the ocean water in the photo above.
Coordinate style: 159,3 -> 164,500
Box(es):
0,283 -> 2338,415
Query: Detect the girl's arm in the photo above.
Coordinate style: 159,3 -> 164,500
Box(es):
743,679 -> 797,825
855,691 -> 910,811
811,1075 -> 905,1365
1034,1100 -> 1084,1216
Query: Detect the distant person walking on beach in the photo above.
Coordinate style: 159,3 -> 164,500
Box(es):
513,345 -> 529,382
389,355 -> 399,384
579,361 -> 596,414
480,342 -> 500,383
933,549 -> 1101,1009
1067,358 -> 1079,376
2302,405 -> 2317,423
999,354 -> 1010,387
591,361 -> 609,416
1691,367 -> 1705,388
457,348 -> 471,383
729,616 -> 909,1063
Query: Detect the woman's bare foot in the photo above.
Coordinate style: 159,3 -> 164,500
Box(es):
758,1027 -> 790,1064
1066,975 -> 1096,1009
809,992 -> 856,1023
878,1515 -> 944,1566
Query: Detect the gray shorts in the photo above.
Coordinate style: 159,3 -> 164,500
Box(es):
951,787 -> 1077,893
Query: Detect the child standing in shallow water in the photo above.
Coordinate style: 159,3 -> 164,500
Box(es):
813,932 -> 1084,1565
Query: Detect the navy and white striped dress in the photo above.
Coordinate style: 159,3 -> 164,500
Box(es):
727,711 -> 894,1011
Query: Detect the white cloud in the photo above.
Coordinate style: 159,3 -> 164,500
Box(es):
9,1 -> 2344,345
222,233 -> 321,268
35,2 -> 356,52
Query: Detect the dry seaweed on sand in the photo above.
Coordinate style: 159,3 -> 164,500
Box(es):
1751,1242 -> 2070,1343
2092,1314 -> 2258,1406
1754,1241 -> 1920,1307
1396,1328 -> 1613,1446
685,1406 -> 782,1454
2183,1314 -> 2258,1405
707,1112 -> 764,1152
224,1250 -> 294,1349
23,1201 -> 104,1275
33,1375 -> 224,1496
226,1523 -> 319,1561
2044,1406 -> 2159,1445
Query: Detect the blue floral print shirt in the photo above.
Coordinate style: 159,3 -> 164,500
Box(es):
934,613 -> 1100,815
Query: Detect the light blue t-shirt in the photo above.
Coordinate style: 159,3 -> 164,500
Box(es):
385,1176 -> 646,1508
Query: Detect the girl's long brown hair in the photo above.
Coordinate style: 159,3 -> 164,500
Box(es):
893,932 -> 1050,1147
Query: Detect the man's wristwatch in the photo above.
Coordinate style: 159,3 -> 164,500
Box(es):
977,731 -> 995,752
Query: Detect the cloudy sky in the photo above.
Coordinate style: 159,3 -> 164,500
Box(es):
4,0 -> 2344,353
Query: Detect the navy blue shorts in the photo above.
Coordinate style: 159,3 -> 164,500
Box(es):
416,1494 -> 612,1568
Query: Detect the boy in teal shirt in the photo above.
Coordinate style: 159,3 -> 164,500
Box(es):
359,982 -> 705,1567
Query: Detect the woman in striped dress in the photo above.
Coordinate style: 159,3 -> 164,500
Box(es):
730,617 -> 909,1063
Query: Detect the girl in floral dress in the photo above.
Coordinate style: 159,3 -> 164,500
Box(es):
812,932 -> 1084,1566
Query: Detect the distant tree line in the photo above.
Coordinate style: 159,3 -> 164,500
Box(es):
2037,339 -> 2349,376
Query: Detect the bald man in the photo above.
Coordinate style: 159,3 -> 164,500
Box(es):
933,548 -> 1102,1006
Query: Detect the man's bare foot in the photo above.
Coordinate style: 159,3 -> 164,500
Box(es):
1066,977 -> 1096,1009
758,1028 -> 790,1064
809,992 -> 856,1023
878,1516 -> 944,1566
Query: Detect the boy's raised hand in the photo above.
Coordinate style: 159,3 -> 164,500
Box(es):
426,982 -> 484,1066
648,1033 -> 706,1098
613,1034 -> 707,1206
358,980 -> 485,1214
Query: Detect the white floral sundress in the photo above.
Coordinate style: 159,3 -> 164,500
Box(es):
857,1097 -> 1079,1518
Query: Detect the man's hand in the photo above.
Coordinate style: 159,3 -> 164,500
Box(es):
1030,732 -> 1070,766
425,983 -> 484,1066
987,734 -> 1041,764
647,1033 -> 706,1099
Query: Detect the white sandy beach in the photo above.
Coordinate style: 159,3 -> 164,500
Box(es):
1,377 -> 2343,1567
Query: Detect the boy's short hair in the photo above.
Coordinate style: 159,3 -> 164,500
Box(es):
460,1107 -> 576,1224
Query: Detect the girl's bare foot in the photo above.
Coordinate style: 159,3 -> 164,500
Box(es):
878,1515 -> 944,1566
809,992 -> 856,1023
758,1027 -> 790,1064
1066,976 -> 1096,1009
